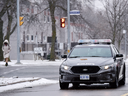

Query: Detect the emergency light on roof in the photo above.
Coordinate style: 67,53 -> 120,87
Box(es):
78,39 -> 112,45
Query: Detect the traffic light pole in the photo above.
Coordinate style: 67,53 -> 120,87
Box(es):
67,0 -> 71,53
16,0 -> 21,64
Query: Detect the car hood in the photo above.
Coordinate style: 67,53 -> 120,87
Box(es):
64,57 -> 114,66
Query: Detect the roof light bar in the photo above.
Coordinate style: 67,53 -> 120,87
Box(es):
78,39 -> 112,45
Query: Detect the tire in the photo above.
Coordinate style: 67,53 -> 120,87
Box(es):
110,74 -> 119,88
119,65 -> 125,85
73,83 -> 79,88
59,81 -> 69,89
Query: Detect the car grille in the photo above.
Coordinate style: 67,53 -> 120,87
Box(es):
71,66 -> 100,74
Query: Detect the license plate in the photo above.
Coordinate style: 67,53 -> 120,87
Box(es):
80,75 -> 90,80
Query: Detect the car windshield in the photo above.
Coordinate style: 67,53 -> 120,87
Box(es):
69,46 -> 112,58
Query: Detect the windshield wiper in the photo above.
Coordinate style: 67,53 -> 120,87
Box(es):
90,56 -> 102,57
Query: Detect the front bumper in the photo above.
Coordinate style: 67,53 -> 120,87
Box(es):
59,70 -> 116,84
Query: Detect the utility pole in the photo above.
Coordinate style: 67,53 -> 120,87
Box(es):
16,0 -> 21,64
67,0 -> 71,53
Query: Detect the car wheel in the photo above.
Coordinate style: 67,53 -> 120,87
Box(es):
59,81 -> 69,89
73,83 -> 79,88
119,65 -> 125,85
110,74 -> 119,88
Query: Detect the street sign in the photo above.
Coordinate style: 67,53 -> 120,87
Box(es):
70,10 -> 80,15
34,47 -> 42,53
34,47 -> 44,56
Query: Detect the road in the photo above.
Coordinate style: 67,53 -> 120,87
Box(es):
0,66 -> 59,80
0,65 -> 128,96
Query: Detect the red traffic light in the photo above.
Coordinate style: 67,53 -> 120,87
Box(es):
61,18 -> 65,22
61,23 -> 65,28
60,18 -> 65,28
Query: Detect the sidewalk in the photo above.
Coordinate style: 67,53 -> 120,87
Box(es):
0,59 -> 64,66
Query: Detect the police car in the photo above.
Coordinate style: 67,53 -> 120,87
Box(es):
59,39 -> 125,89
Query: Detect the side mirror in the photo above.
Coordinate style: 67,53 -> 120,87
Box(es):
116,54 -> 123,58
61,55 -> 67,58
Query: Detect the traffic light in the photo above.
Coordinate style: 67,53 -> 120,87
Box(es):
20,16 -> 24,26
60,18 -> 65,28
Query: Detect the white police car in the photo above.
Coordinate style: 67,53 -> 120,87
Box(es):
59,39 -> 125,89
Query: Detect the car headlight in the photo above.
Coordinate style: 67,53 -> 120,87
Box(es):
101,64 -> 114,70
61,65 -> 70,71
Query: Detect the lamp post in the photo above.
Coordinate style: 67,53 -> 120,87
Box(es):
123,30 -> 127,60
67,0 -> 71,53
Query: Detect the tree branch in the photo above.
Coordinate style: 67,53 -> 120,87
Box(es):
56,5 -> 67,11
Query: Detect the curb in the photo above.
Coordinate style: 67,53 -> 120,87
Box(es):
0,78 -> 41,87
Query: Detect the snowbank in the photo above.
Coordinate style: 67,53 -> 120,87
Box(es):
0,78 -> 58,93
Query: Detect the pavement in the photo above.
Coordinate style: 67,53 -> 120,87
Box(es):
0,59 -> 128,92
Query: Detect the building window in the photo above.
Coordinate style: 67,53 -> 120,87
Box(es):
44,11 -> 46,15
27,35 -> 29,41
47,16 -> 50,23
44,36 -> 46,42
31,6 -> 34,13
31,35 -> 33,41
44,16 -> 46,22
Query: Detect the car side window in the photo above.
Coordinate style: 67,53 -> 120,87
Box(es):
112,45 -> 119,54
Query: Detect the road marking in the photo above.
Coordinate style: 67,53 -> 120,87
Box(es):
0,67 -> 26,75
121,93 -> 128,96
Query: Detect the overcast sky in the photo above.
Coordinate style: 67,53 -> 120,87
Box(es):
95,0 -> 104,10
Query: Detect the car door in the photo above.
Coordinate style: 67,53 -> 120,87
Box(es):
113,46 -> 124,80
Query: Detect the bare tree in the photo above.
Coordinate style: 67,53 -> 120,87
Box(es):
21,0 -> 94,61
100,0 -> 128,47
0,0 -> 30,61
79,1 -> 106,39
0,0 -> 11,61
35,0 -> 82,61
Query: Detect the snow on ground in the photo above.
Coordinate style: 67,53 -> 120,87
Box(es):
0,78 -> 58,93
0,77 -> 41,86
0,59 -> 64,66
125,59 -> 128,63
